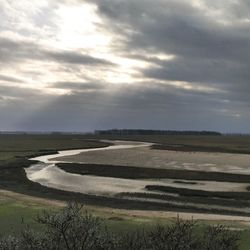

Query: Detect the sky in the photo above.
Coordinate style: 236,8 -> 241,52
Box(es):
0,0 -> 250,133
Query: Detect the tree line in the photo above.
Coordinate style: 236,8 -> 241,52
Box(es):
95,129 -> 222,136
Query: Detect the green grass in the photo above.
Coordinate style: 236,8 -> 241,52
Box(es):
0,201 -> 48,235
0,198 -> 167,236
1,200 -> 250,250
239,230 -> 250,250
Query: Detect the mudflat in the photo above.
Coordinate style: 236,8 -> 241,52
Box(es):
54,144 -> 250,175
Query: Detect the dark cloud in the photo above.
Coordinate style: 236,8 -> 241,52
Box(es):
0,74 -> 24,83
92,1 -> 250,73
0,77 -> 247,132
14,83 -> 248,133
85,0 -> 250,122
0,85 -> 48,101
0,37 -> 41,64
45,50 -> 114,66
50,81 -> 107,91
0,37 -> 113,66
143,56 -> 249,88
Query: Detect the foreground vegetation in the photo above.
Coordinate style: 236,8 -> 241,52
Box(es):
1,198 -> 250,250
0,203 -> 241,250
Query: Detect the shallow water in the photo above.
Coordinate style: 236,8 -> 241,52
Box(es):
30,140 -> 151,163
26,141 -> 156,195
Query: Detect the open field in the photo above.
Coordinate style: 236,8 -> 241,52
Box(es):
1,189 -> 250,250
2,134 -> 250,164
0,134 -> 112,164
2,134 -> 250,248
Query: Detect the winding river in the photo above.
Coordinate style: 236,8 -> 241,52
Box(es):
25,140 -> 160,196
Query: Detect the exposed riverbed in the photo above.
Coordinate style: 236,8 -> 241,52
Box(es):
25,140 -> 250,216
26,140 -> 250,194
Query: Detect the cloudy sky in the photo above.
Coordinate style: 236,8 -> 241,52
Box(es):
1,0 -> 250,132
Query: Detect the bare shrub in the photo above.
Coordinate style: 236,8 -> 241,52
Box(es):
0,203 -> 241,250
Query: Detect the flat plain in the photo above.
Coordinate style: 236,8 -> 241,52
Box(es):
2,134 -> 250,249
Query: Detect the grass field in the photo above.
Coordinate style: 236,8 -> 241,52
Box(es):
0,200 -> 47,235
0,134 -> 111,164
1,196 -> 250,250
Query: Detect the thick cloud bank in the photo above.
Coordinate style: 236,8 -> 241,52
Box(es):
0,0 -> 249,132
